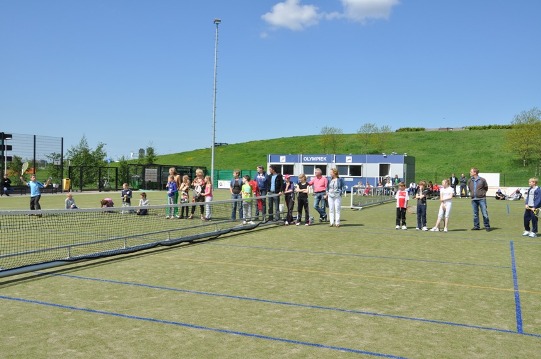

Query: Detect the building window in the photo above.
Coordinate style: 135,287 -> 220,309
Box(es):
349,165 -> 362,176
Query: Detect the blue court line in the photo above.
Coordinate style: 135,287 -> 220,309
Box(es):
0,295 -> 407,359
44,272 -> 541,339
510,241 -> 524,333
208,243 -> 510,269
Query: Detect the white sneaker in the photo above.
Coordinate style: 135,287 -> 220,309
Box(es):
529,232 -> 537,238
296,222 -> 300,226
401,225 -> 407,230
443,228 -> 448,232
242,220 -> 247,225
249,221 -> 254,225
415,228 -> 420,231
395,225 -> 400,230
522,231 -> 530,236
430,227 -> 439,232
422,227 -> 428,231
285,221 -> 289,226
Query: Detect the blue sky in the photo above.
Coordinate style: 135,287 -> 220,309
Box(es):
1,0 -> 539,160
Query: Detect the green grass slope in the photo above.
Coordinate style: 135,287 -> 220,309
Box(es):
156,129 -> 531,186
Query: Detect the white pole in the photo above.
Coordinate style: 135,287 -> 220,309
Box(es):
211,18 -> 221,186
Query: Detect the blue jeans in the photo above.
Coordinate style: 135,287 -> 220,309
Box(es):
268,191 -> 280,221
313,192 -> 327,219
417,204 -> 427,229
471,198 -> 490,229
231,193 -> 243,220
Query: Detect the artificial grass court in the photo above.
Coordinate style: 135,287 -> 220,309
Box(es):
1,192 -> 541,358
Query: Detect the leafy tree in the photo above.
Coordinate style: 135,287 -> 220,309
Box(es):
319,127 -> 343,153
66,136 -> 107,187
357,123 -> 392,153
145,146 -> 157,164
505,107 -> 541,166
7,155 -> 24,184
138,148 -> 145,160
45,152 -> 64,182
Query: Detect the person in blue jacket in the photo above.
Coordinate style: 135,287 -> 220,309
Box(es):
523,177 -> 541,238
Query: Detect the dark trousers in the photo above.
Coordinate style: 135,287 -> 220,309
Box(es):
268,192 -> 280,221
30,195 -> 42,210
297,196 -> 309,223
285,194 -> 294,223
396,207 -> 406,226
191,196 -> 204,215
416,204 -> 427,228
524,209 -> 538,233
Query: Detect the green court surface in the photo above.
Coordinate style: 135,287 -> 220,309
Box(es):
1,194 -> 540,358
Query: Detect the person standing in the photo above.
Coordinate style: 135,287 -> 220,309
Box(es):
255,165 -> 269,220
241,175 -> 254,225
523,177 -> 541,238
295,173 -> 311,226
415,180 -> 429,231
326,168 -> 345,227
459,173 -> 468,198
395,182 -> 409,230
230,170 -> 243,220
450,173 -> 459,196
20,174 -> 51,215
168,167 -> 182,218
190,169 -> 206,220
165,175 -> 178,219
203,175 -> 213,221
467,167 -> 491,231
267,165 -> 283,221
2,175 -> 12,196
282,174 -> 295,225
430,179 -> 454,232
308,168 -> 328,222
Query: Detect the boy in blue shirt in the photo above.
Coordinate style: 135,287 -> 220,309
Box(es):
20,174 -> 51,214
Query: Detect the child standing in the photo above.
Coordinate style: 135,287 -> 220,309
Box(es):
430,179 -> 453,232
137,192 -> 149,215
166,175 -> 178,219
179,175 -> 191,219
523,177 -> 541,238
295,173 -> 310,226
121,183 -> 133,214
395,182 -> 408,230
203,175 -> 213,220
415,180 -> 429,231
282,174 -> 295,225
241,175 -> 254,225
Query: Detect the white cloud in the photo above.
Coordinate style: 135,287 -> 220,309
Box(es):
261,0 -> 320,31
340,0 -> 400,22
262,0 -> 400,31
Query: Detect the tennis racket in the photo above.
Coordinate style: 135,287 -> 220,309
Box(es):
407,205 -> 416,214
531,207 -> 541,217
21,162 -> 29,176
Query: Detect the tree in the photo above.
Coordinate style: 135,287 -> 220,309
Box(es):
505,107 -> 541,166
357,123 -> 392,153
145,146 -> 157,164
66,136 -> 107,187
319,126 -> 343,153
45,152 -> 64,182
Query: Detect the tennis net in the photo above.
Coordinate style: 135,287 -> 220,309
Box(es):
0,198 -> 269,277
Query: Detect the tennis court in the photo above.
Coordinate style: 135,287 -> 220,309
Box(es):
1,196 -> 541,358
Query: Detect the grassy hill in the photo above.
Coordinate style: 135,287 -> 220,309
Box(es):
155,129 -> 533,186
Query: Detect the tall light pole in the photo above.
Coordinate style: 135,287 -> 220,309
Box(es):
211,18 -> 221,187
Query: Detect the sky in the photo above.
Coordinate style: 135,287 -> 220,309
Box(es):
1,0 -> 540,160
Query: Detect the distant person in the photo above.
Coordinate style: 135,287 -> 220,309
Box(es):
393,174 -> 400,193
495,189 -> 506,200
255,165 -> 269,220
459,173 -> 468,198
523,177 -> 541,238
190,168 -> 206,220
450,173 -> 459,196
326,168 -> 345,227
137,192 -> 149,215
430,179 -> 453,232
395,182 -> 409,230
20,174 -> 51,214
415,180 -> 429,231
268,165 -> 284,221
100,198 -> 114,208
165,175 -> 178,219
203,175 -> 213,221
308,168 -> 328,222
509,188 -> 523,201
179,175 -> 191,219
230,170 -> 243,220
121,182 -> 133,214
1,175 -> 12,196
241,174 -> 254,225
168,167 -> 182,218
467,167 -> 491,231
282,174 -> 295,225
295,173 -> 311,226
65,192 -> 78,209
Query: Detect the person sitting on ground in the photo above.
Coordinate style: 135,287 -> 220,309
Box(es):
100,198 -> 114,208
508,188 -> 523,201
495,189 -> 507,200
65,192 -> 78,209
